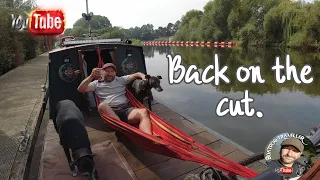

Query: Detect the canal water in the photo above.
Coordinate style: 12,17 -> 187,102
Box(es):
143,46 -> 320,153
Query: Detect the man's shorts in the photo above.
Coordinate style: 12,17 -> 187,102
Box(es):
111,104 -> 134,123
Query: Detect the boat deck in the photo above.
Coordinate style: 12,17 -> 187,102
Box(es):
35,100 -> 268,180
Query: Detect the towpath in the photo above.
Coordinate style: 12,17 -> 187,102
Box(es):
0,53 -> 49,180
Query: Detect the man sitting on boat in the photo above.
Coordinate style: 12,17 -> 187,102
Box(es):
77,63 -> 153,135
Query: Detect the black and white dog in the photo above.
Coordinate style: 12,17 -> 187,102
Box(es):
53,99 -> 99,180
130,75 -> 163,111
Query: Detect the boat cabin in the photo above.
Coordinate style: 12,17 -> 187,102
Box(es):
48,38 -> 148,120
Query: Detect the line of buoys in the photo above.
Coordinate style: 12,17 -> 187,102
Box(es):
143,41 -> 237,48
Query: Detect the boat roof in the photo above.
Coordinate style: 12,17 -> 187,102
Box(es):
63,38 -> 122,45
50,38 -> 139,54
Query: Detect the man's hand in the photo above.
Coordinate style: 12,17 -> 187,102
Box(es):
78,69 -> 99,92
90,68 -> 101,78
141,74 -> 147,80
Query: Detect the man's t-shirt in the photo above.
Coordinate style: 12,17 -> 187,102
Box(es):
88,75 -> 132,107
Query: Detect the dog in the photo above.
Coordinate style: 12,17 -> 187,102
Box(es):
53,99 -> 99,180
130,74 -> 163,111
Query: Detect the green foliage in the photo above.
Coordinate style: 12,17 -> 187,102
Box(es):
101,26 -> 126,39
70,27 -> 87,37
63,28 -> 73,36
199,0 -> 233,41
73,15 -> 112,30
174,10 -> 203,41
287,30 -> 311,48
174,0 -> 320,49
0,47 -> 15,75
130,39 -> 142,46
0,0 -> 55,75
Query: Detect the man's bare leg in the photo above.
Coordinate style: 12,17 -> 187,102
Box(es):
127,108 -> 152,135
98,101 -> 119,120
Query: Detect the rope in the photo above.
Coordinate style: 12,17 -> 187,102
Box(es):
94,48 -> 103,105
126,89 -> 258,178
92,49 -> 258,178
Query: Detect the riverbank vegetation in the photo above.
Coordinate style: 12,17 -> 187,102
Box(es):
174,0 -> 320,50
0,0 -> 54,76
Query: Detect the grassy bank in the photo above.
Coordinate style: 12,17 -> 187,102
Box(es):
130,39 -> 143,46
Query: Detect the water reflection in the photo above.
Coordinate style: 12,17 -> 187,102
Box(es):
145,46 -> 320,97
143,46 -> 320,152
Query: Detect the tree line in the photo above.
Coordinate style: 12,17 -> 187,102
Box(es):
63,15 -> 181,42
173,0 -> 320,49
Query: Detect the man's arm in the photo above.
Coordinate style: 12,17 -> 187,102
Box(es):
78,68 -> 100,92
129,72 -> 146,81
77,75 -> 95,93
118,72 -> 146,85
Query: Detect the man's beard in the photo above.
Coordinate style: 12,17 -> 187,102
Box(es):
104,76 -> 115,82
282,155 -> 296,164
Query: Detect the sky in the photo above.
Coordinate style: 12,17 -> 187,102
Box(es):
35,0 -> 316,29
36,0 -> 209,29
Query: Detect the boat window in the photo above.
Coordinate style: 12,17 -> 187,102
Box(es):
81,49 -> 115,76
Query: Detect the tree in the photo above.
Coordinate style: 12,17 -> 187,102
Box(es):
140,24 -> 155,40
130,27 -> 142,39
101,26 -> 126,39
63,28 -> 73,36
199,0 -> 234,41
172,20 -> 180,34
70,27 -> 87,37
174,10 -> 203,41
166,23 -> 173,36
73,15 -> 112,30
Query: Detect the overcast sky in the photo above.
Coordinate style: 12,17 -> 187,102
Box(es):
36,0 -> 315,29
